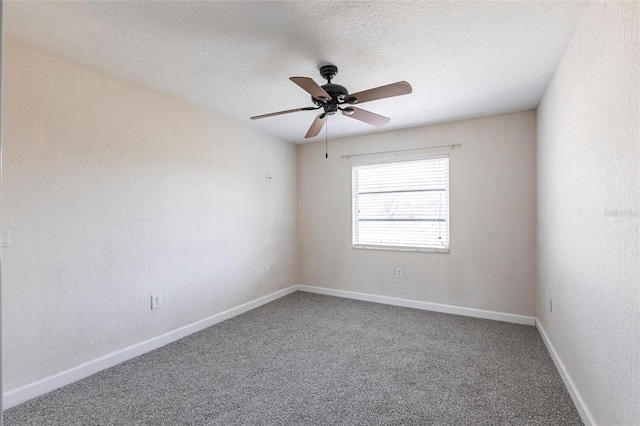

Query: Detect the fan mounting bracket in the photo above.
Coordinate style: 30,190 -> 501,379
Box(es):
320,65 -> 338,83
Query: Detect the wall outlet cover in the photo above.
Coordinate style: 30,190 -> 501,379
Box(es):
151,293 -> 163,310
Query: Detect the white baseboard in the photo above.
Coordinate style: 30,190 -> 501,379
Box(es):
3,285 -> 298,410
296,285 -> 536,326
536,322 -> 596,426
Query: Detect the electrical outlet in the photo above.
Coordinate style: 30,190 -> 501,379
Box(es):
265,266 -> 271,277
151,293 -> 163,310
396,267 -> 403,279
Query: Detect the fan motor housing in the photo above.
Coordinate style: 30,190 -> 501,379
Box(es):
313,83 -> 349,108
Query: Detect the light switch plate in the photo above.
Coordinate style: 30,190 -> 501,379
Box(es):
2,230 -> 11,247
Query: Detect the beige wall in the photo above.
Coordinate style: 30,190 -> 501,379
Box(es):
537,2 -> 639,424
297,111 -> 537,316
1,38 -> 298,390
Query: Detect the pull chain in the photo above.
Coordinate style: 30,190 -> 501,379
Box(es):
325,116 -> 328,159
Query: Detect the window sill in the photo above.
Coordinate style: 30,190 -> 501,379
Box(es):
352,244 -> 450,253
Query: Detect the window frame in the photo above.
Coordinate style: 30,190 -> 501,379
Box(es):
351,155 -> 450,253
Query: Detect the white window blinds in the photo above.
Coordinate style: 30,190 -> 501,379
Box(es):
352,155 -> 450,252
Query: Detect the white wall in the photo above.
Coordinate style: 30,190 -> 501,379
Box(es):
297,111 -> 537,317
537,2 -> 639,424
1,38 -> 298,391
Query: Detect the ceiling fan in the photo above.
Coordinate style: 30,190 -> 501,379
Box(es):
250,65 -> 412,138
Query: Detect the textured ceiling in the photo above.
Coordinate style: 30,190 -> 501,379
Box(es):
4,1 -> 587,143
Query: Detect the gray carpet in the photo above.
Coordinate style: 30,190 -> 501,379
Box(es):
4,292 -> 582,425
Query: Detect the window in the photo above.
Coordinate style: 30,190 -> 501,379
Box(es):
352,155 -> 449,252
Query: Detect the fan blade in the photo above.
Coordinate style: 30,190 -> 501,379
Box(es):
346,81 -> 412,104
343,107 -> 390,127
290,77 -> 332,101
250,107 -> 317,120
305,114 -> 326,138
